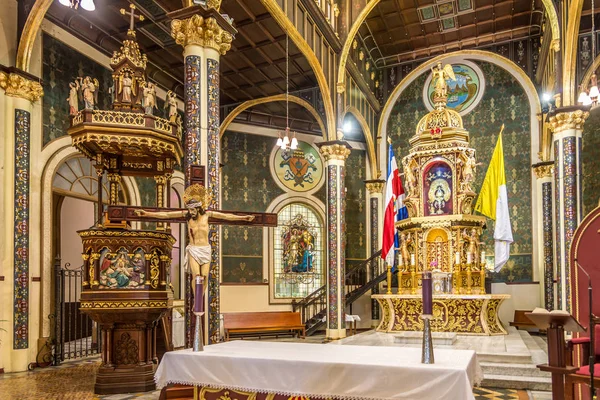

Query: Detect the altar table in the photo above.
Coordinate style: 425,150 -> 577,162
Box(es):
155,341 -> 482,400
372,294 -> 510,335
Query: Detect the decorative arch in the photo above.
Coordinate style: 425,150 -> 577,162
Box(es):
343,105 -> 378,179
38,137 -> 139,337
265,193 -> 326,304
335,0 -> 560,92
563,0 -> 585,106
259,0 -> 336,140
16,0 -> 53,71
220,94 -> 327,140
377,50 -> 542,291
377,50 -> 541,174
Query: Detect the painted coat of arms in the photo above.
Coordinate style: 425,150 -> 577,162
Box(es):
273,141 -> 323,192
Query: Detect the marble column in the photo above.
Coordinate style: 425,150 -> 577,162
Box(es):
318,141 -> 351,339
533,162 -> 555,311
549,107 -> 589,312
365,179 -> 385,321
0,69 -> 43,369
170,6 -> 234,345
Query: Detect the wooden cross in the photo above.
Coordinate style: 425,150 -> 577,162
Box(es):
106,205 -> 277,227
120,3 -> 145,32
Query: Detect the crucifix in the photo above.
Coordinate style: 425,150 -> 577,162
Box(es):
106,166 -> 277,299
120,3 -> 145,33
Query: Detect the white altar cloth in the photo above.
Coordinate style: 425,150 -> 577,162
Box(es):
155,341 -> 481,400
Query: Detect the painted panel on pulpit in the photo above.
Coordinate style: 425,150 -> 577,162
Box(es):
423,161 -> 453,216
273,141 -> 323,192
98,247 -> 145,289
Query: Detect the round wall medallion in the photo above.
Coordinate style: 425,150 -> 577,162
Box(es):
423,61 -> 485,116
272,140 -> 324,193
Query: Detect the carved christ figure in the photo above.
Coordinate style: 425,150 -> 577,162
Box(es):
134,184 -> 254,298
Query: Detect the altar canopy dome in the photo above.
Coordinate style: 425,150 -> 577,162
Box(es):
415,106 -> 464,136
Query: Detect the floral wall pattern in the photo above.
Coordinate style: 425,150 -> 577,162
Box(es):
14,110 -> 31,349
386,61 -> 533,282
42,34 -> 113,146
220,131 -> 368,285
221,131 -> 284,283
582,110 -> 600,216
345,150 -> 367,266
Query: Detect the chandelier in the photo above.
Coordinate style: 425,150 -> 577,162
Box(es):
59,0 -> 95,11
275,32 -> 298,151
579,0 -> 597,106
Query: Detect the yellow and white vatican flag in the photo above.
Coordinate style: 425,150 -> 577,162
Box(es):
474,126 -> 513,272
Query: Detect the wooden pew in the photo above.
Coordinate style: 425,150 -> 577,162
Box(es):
223,312 -> 306,341
509,309 -> 537,330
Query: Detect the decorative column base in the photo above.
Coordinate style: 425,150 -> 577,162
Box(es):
95,322 -> 158,395
326,328 -> 347,340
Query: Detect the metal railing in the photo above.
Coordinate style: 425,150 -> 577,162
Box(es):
54,258 -> 100,364
293,250 -> 384,335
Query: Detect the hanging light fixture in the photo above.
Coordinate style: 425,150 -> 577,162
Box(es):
579,0 -> 597,107
276,31 -> 298,151
80,0 -> 96,11
58,0 -> 96,11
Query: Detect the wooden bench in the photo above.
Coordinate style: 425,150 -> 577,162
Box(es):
509,309 -> 537,330
223,312 -> 306,341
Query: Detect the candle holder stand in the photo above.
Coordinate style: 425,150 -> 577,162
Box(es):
386,264 -> 392,294
193,312 -> 204,352
421,314 -> 434,364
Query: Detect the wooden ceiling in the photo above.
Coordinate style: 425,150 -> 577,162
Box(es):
359,0 -> 544,67
43,0 -> 319,124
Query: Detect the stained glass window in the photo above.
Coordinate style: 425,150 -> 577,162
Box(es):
273,203 -> 324,299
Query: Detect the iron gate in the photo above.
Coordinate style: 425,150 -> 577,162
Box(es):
54,259 -> 100,364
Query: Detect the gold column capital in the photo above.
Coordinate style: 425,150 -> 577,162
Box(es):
171,14 -> 233,55
154,175 -> 168,185
365,179 -> 385,194
533,163 -> 554,179
0,71 -> 43,102
549,107 -> 590,133
319,141 -> 352,162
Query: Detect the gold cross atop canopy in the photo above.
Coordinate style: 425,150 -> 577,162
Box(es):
120,3 -> 145,35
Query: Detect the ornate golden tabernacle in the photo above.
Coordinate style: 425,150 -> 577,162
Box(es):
392,62 -> 488,296
374,63 -> 511,336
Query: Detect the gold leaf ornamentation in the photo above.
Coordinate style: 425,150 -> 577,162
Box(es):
0,71 -> 43,102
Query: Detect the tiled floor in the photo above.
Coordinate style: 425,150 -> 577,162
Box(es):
0,334 -> 539,400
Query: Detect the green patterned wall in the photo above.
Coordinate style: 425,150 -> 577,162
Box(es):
386,61 -> 533,282
346,150 -> 367,263
221,131 -> 284,283
582,111 -> 600,216
220,131 -> 368,283
42,34 -> 113,146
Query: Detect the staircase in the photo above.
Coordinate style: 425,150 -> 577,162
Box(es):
292,250 -> 384,336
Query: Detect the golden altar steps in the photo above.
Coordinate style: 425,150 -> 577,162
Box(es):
372,294 -> 509,336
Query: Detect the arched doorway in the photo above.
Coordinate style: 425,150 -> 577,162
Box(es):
51,155 -> 128,361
